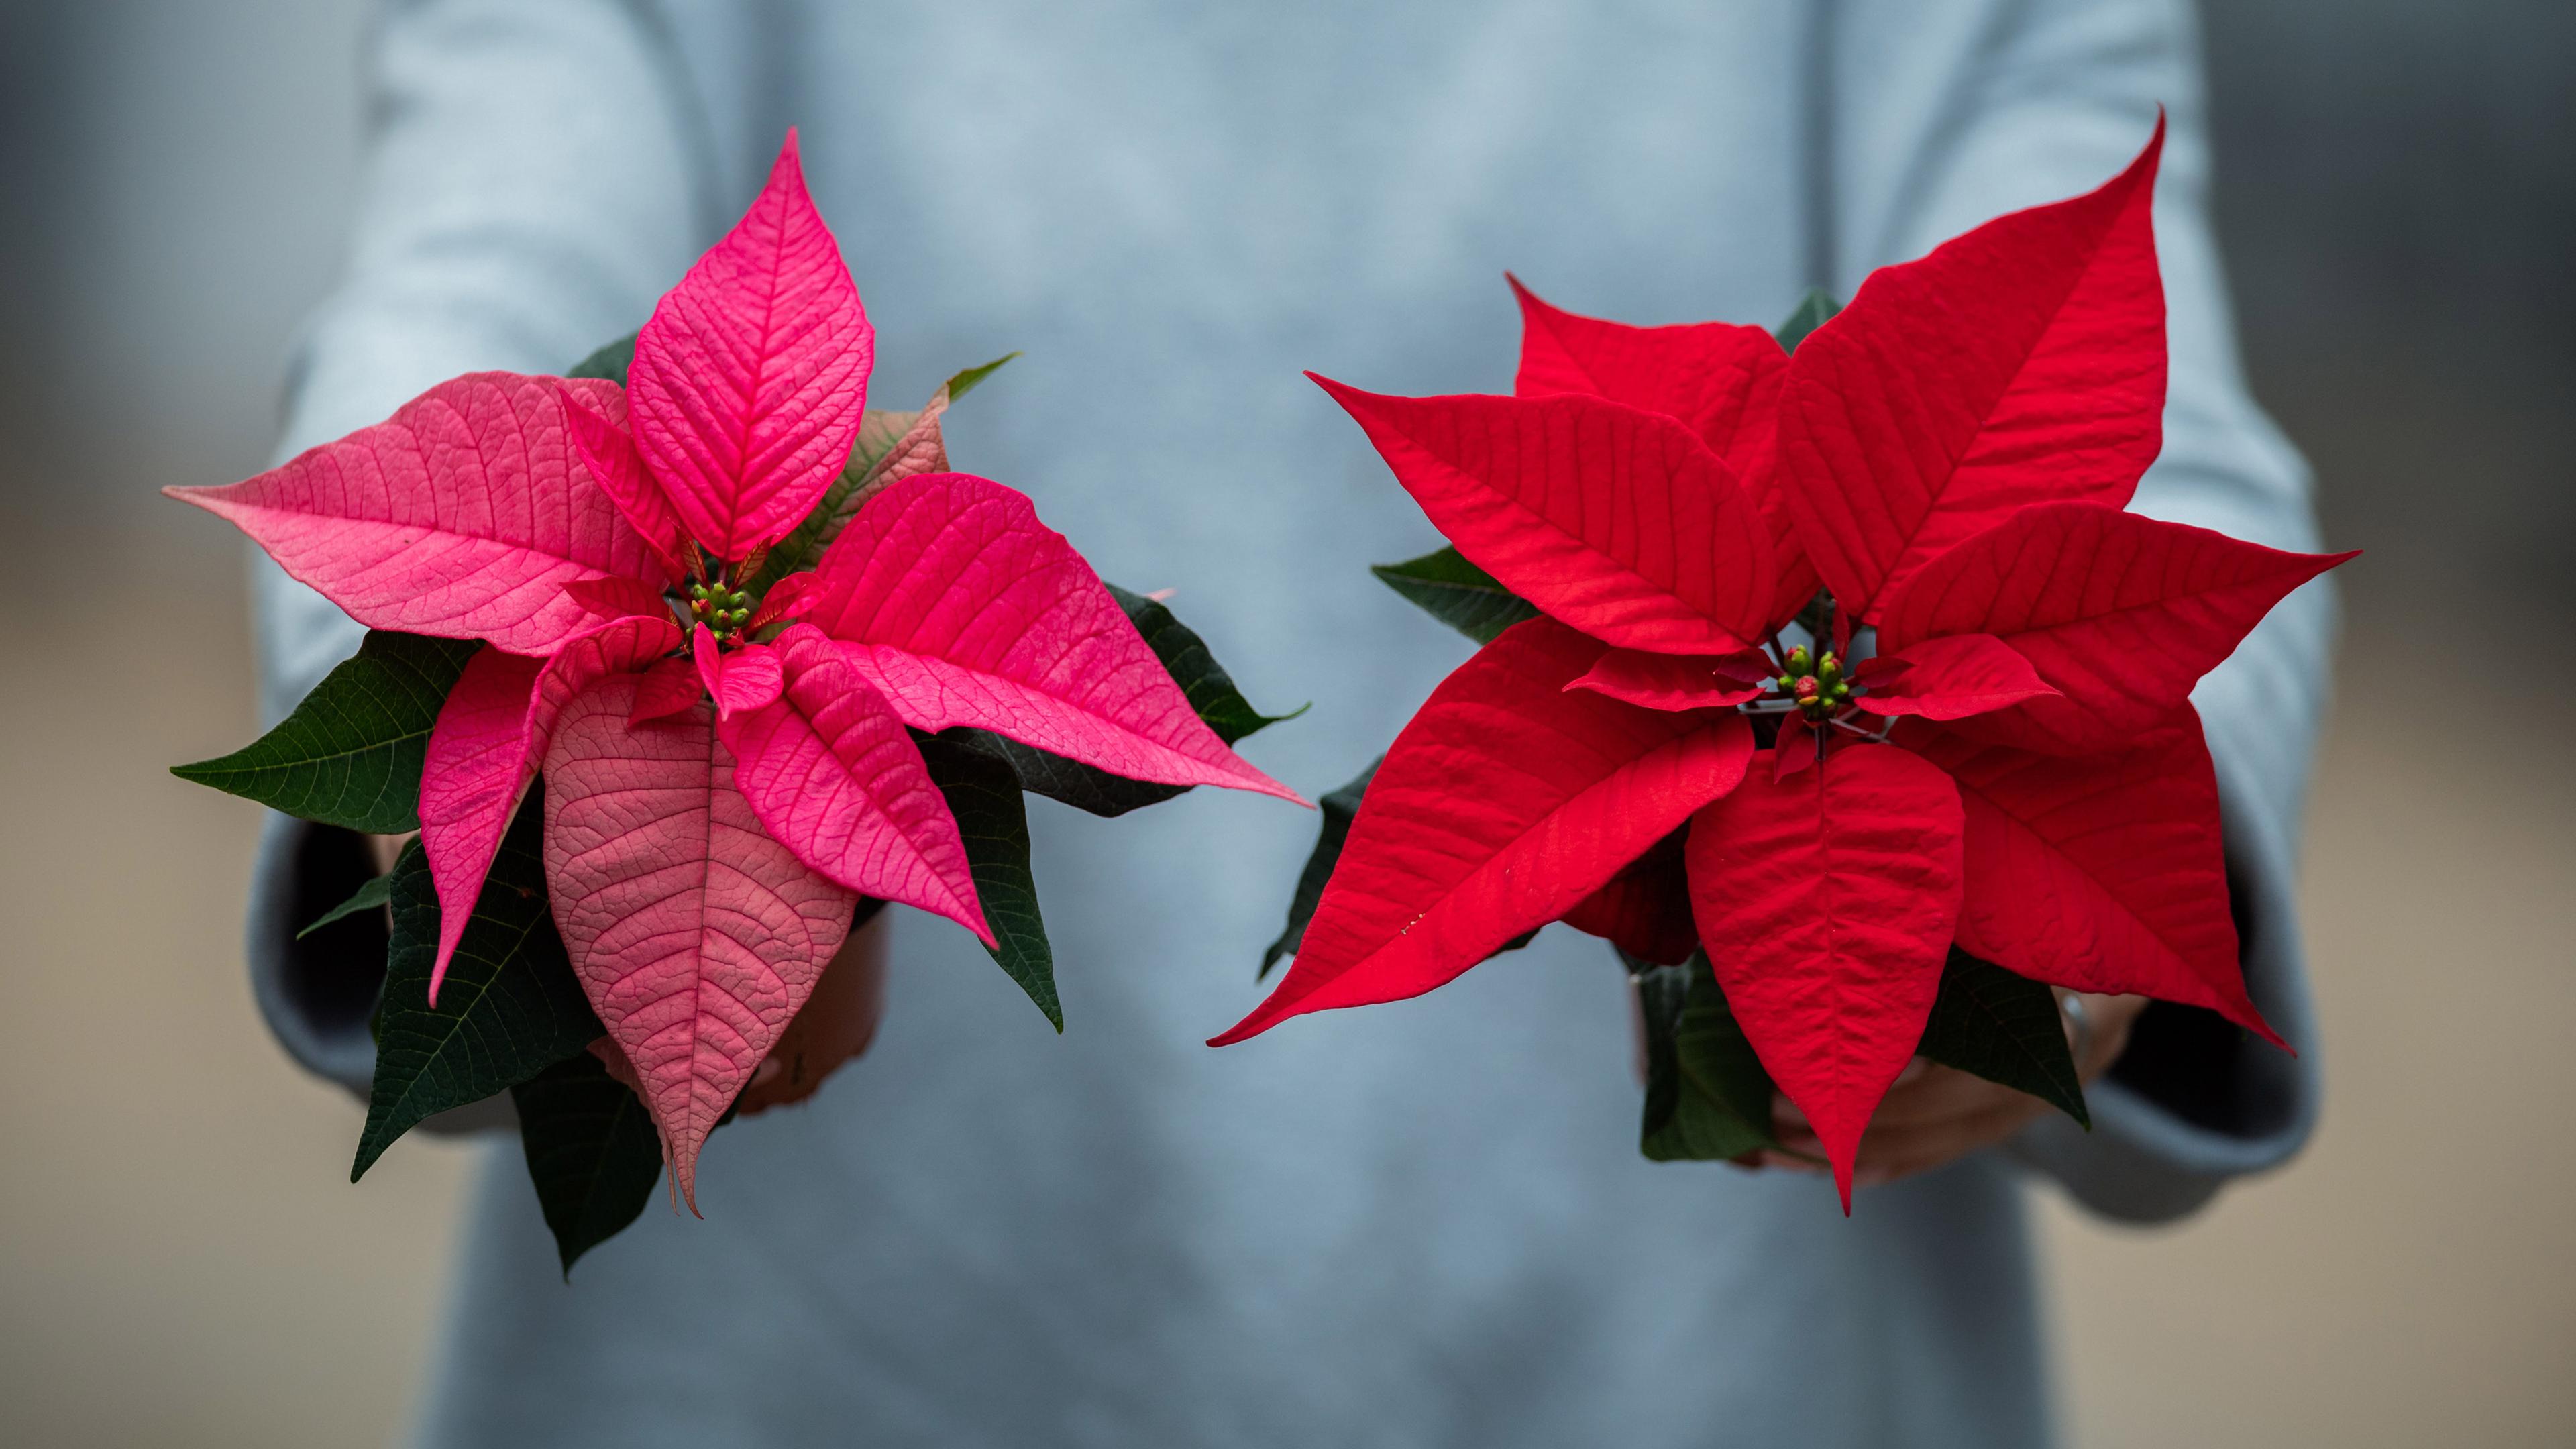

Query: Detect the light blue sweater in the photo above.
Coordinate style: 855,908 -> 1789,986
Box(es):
246,2 -> 2334,1444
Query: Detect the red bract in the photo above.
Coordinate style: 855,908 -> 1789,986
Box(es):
1220,119 -> 2355,1208
174,132 -> 1297,1205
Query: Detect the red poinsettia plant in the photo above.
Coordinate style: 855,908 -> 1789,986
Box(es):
172,132 -> 1301,1269
1223,121 -> 2352,1206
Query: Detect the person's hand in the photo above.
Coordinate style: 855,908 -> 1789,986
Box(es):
1750,990 -> 2147,1189
368,833 -> 889,1116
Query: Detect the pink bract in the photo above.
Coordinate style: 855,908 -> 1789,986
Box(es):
172,129 -> 1297,1194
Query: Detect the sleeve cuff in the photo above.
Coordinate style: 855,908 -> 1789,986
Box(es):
248,812 -> 389,1097
2003,733 -> 2322,1223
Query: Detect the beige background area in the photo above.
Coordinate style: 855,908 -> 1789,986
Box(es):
2,3 -> 2570,1445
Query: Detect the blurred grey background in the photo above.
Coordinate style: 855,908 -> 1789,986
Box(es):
1,2 -> 2569,1444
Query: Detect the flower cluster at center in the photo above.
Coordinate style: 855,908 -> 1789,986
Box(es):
687,574 -> 761,645
1771,644 -> 1852,724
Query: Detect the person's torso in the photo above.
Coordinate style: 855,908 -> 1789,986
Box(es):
419,6 -> 2051,1446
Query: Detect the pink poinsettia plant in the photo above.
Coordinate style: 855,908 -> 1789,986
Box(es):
1223,121 -> 2353,1206
174,132 -> 1299,1219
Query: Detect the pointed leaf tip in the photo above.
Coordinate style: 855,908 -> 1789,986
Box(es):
1218,619 -> 1755,1045
1501,278 -> 1813,625
1780,120 -> 2169,619
1880,505 -> 2356,754
298,869 -> 394,938
173,373 -> 666,655
1102,582 -> 1309,758
561,383 -> 684,569
918,736 -> 1063,1028
1907,714 -> 2282,1046
170,630 -> 480,835
722,627 -> 991,946
805,473 -> 1303,806
627,129 -> 873,561
1915,949 -> 2091,1129
418,616 -> 678,1004
941,352 -> 1020,402
356,819 -> 602,1181
1370,545 -> 1542,645
541,676 -> 860,1208
1684,743 -> 1965,1203
1313,376 -> 1778,653
511,1050 -> 665,1275
1258,757 -> 1381,981
1851,633 -> 2059,722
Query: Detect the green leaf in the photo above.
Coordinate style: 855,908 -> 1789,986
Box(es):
1774,288 -> 1843,354
1631,950 -> 1780,1162
510,1049 -> 664,1278
1104,584 -> 1305,746
1915,949 -> 2090,1128
1370,546 -> 1542,645
172,631 -> 480,833
945,584 -> 1300,818
1260,757 -> 1379,979
566,331 -> 638,386
299,869 -> 392,939
917,735 -> 1063,1030
941,351 -> 1019,402
1254,757 -> 1529,980
354,790 -> 605,1181
941,731 -> 1187,818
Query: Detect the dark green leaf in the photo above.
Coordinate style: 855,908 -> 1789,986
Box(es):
942,351 -> 1019,402
1631,950 -> 1780,1162
299,869 -> 393,939
1105,583 -> 1305,746
1254,758 -> 1532,978
941,730 -> 1188,818
918,736 -> 1062,1030
566,331 -> 638,386
1260,757 -> 1379,979
510,1050 -> 664,1278
1915,949 -> 2090,1128
172,631 -> 480,833
1774,288 -> 1843,354
354,790 -> 604,1181
943,584 -> 1300,818
1370,546 -> 1541,645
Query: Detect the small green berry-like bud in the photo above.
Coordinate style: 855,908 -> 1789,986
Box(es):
690,583 -> 710,602
1784,646 -> 1812,674
1775,674 -> 1797,692
1818,653 -> 1841,685
1831,680 -> 1851,700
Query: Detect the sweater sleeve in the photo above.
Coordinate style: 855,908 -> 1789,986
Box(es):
1828,0 -> 2337,1222
248,0 -> 745,1095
